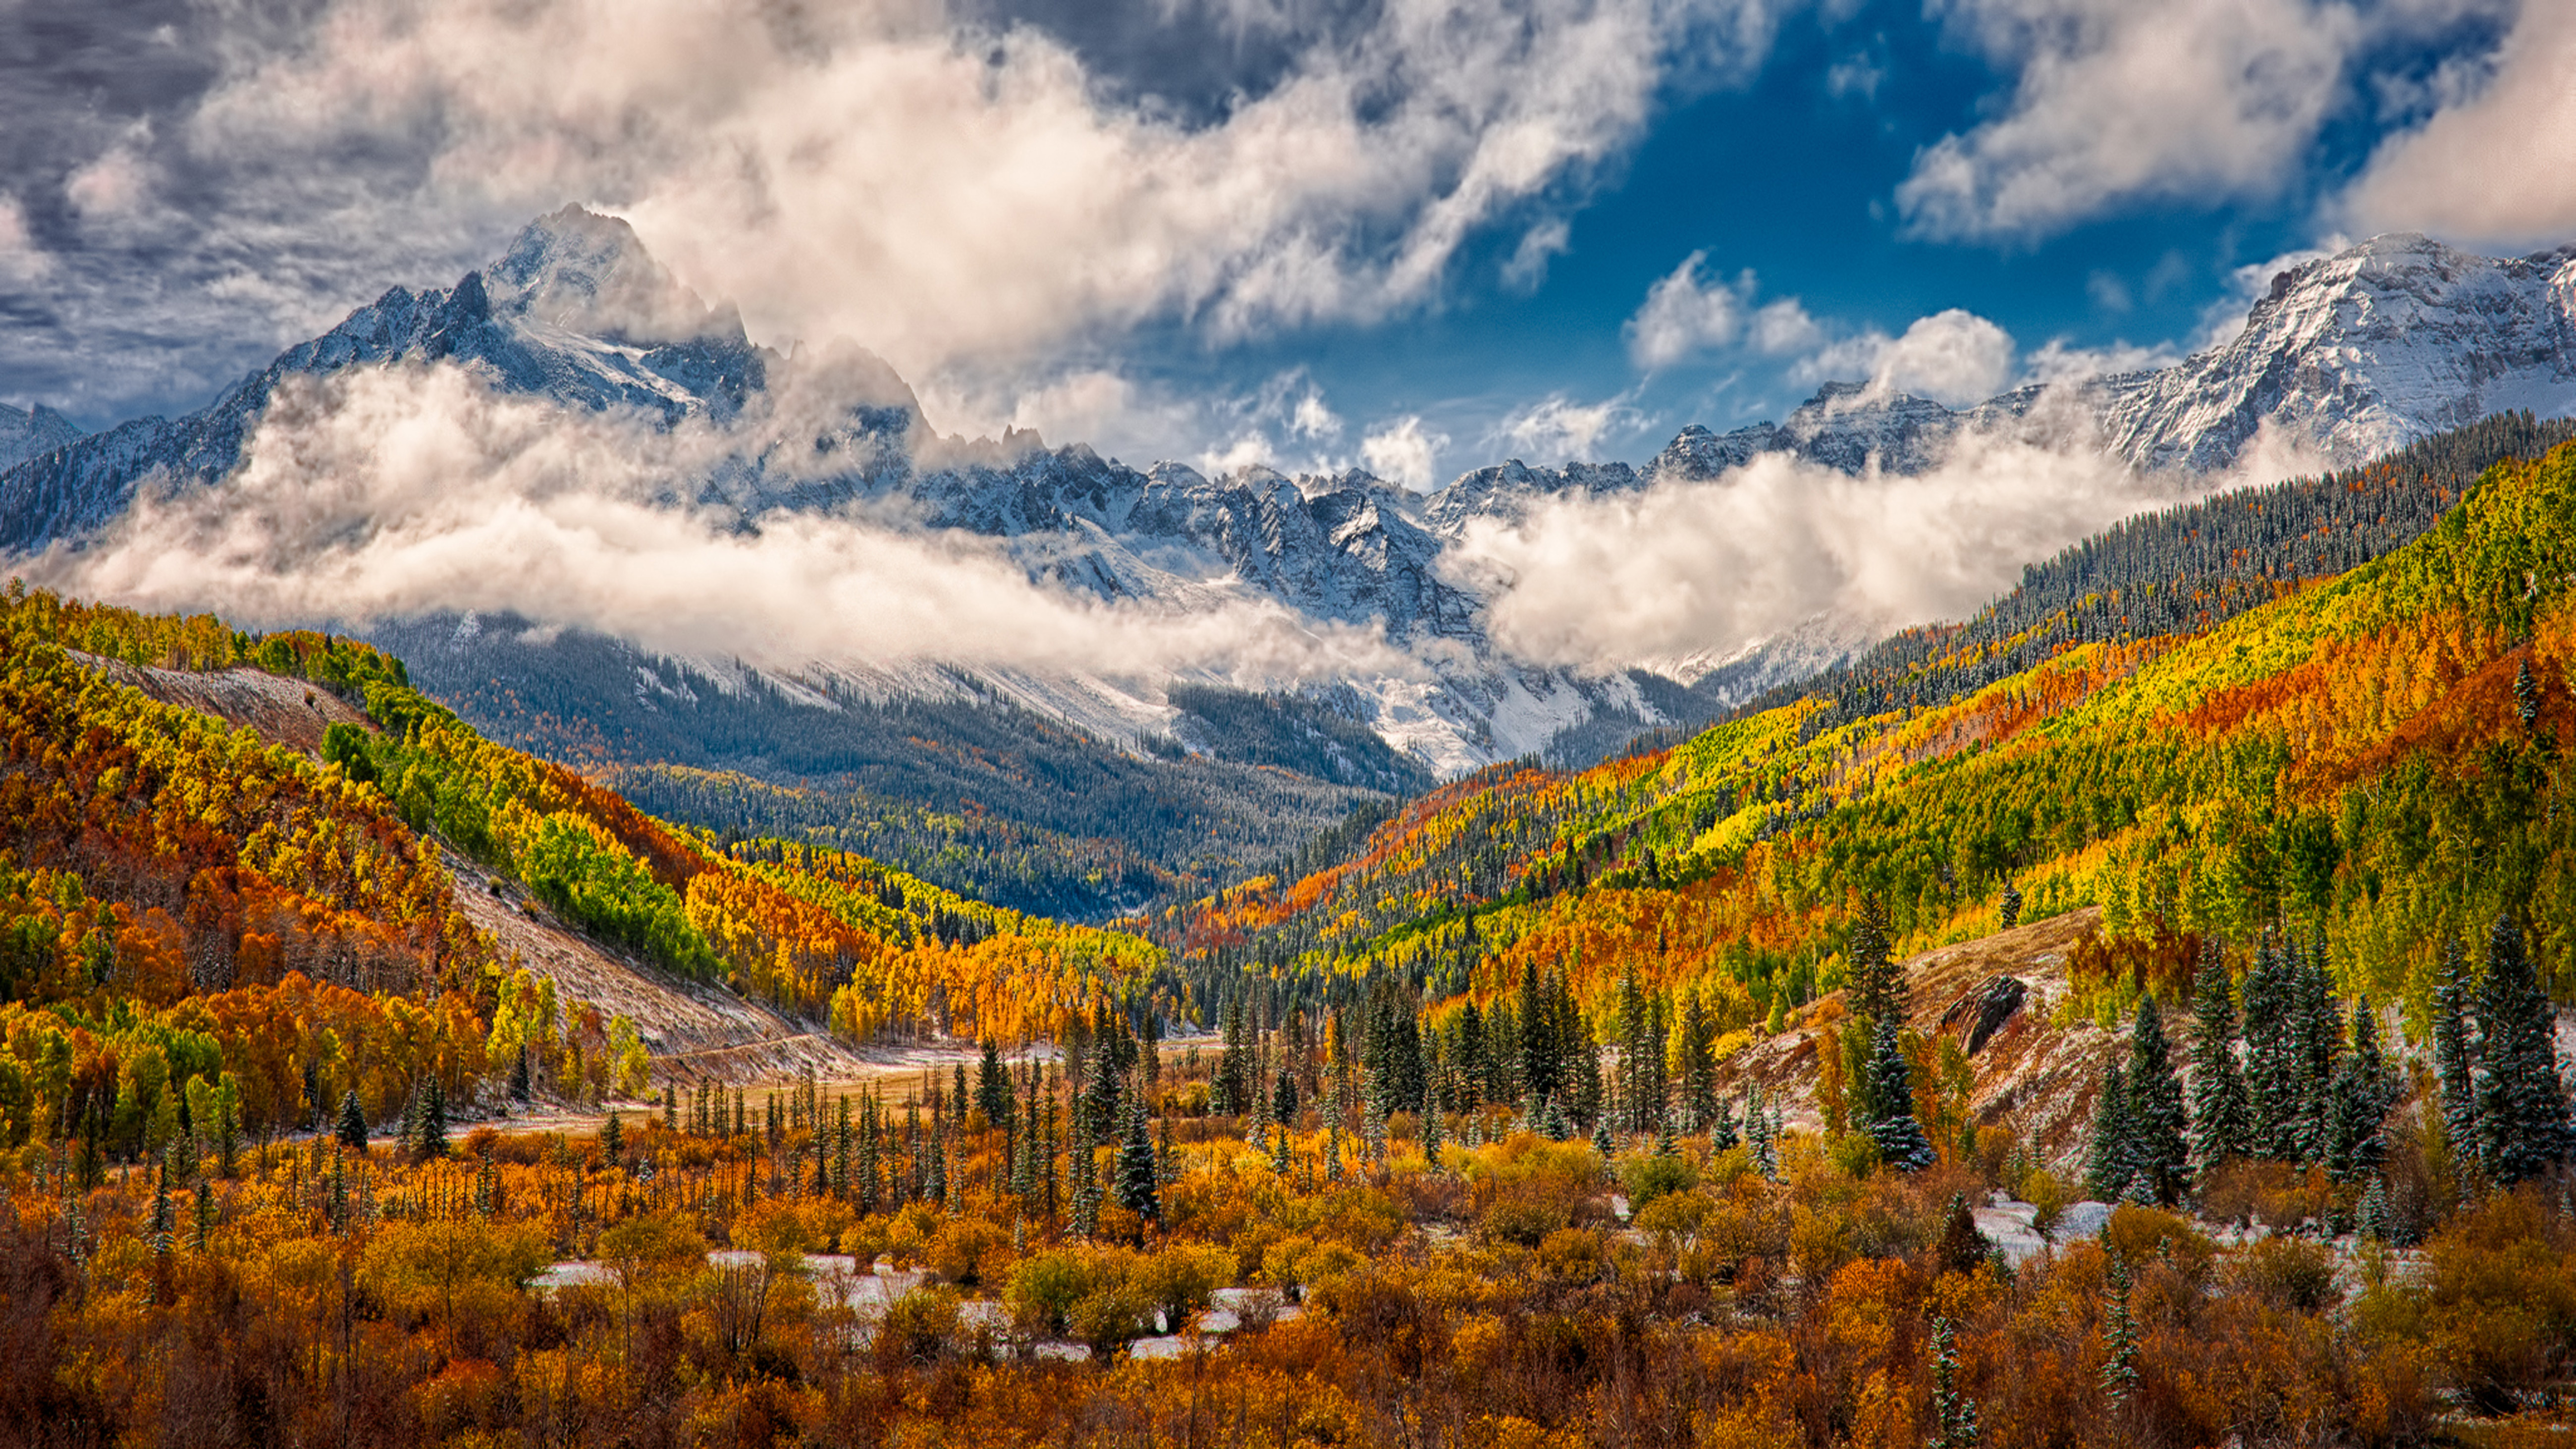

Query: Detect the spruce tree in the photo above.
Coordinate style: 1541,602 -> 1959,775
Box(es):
2241,935 -> 2301,1160
2187,941 -> 2251,1171
2125,994 -> 2190,1205
2431,934 -> 2481,1174
1847,895 -> 1904,1027
1998,881 -> 2023,931
1930,1317 -> 1982,1449
976,1039 -> 1013,1131
2473,914 -> 2575,1185
2085,1063 -> 2133,1202
2101,1255 -> 2139,1411
1677,993 -> 1717,1133
420,1079 -> 447,1161
599,1110 -> 623,1161
1114,1100 -> 1160,1229
335,1089 -> 368,1152
2290,943 -> 2343,1166
1865,1017 -> 1935,1171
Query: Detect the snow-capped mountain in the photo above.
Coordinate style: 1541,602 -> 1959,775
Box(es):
2098,233 -> 2576,472
5,216 -> 2574,785
0,403 -> 80,474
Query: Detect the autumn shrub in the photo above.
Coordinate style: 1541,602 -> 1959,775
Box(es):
1134,1241 -> 1233,1332
1620,1149 -> 1697,1209
874,1286 -> 964,1371
2234,1234 -> 2340,1313
925,1214 -> 1010,1288
2409,1187 -> 2576,1410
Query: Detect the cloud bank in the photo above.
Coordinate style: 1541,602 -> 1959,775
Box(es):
30,363 -> 1408,683
1446,425 -> 2210,669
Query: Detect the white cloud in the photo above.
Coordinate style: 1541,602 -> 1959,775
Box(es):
1896,0 -> 2361,241
1624,251 -> 1750,369
1290,390 -> 1342,441
180,0 -> 1771,389
1866,309 -> 2016,405
2341,2 -> 2576,247
1498,393 -> 1640,462
2020,337 -> 2181,384
1361,415 -> 1449,490
29,362 -> 1410,683
1502,216 -> 1573,291
1446,426 -> 2213,669
66,145 -> 152,221
0,196 -> 48,286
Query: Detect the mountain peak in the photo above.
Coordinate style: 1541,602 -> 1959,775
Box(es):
488,204 -> 728,344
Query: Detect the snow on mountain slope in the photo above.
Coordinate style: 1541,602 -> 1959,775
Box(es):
0,402 -> 79,473
2097,233 -> 2576,472
5,218 -> 2574,786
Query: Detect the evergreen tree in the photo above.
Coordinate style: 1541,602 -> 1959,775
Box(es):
2101,1256 -> 2139,1411
976,1039 -> 1014,1131
1930,1317 -> 1982,1449
420,1079 -> 447,1161
2474,914 -> 2575,1185
1677,993 -> 1717,1133
1709,1091 -> 1740,1152
1864,1017 -> 1935,1171
2188,941 -> 2251,1171
2290,942 -> 2342,1166
335,1089 -> 368,1153
1518,962 -> 1557,1109
2358,1173 -> 2395,1243
2125,994 -> 2190,1205
1847,895 -> 1904,1027
1934,1192 -> 1992,1276
2241,935 -> 2301,1160
2431,934 -> 2481,1175
1114,1100 -> 1160,1229
1212,996 -> 1250,1116
1998,880 -> 2023,931
2085,1063 -> 2134,1202
599,1110 -> 623,1161
1272,1065 -> 1299,1126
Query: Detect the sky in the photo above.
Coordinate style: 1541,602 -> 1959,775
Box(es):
3,0 -> 2573,489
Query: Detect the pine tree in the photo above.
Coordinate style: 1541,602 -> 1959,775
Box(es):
1998,881 -> 2023,931
421,1079 -> 447,1161
2357,1173 -> 2394,1243
1847,895 -> 1904,1027
2474,914 -> 2575,1185
2101,1255 -> 2139,1411
1677,993 -> 1717,1134
336,1089 -> 368,1153
1930,1317 -> 1983,1449
1114,1100 -> 1160,1229
2125,995 -> 2190,1204
510,1045 -> 532,1104
1935,1192 -> 1991,1276
2188,940 -> 2251,1171
2431,934 -> 2481,1178
2290,943 -> 2342,1166
600,1110 -> 623,1161
2086,1063 -> 2134,1202
2241,935 -> 2301,1160
1708,1091 -> 1740,1152
1865,1017 -> 1935,1172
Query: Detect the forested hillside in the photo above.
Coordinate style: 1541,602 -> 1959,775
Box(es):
370,617 -> 1396,919
0,588 -> 1166,1172
1155,432 -> 2576,1182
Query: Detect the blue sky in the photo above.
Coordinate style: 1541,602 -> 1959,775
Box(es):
2,0 -> 2569,485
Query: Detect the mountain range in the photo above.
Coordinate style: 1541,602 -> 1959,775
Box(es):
5,210 -> 2576,910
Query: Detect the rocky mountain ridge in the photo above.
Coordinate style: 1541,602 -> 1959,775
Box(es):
5,215 -> 2575,789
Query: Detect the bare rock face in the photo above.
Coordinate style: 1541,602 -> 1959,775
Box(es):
1941,974 -> 2028,1057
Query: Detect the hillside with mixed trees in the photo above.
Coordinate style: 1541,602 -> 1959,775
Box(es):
1,428 -> 2575,1447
